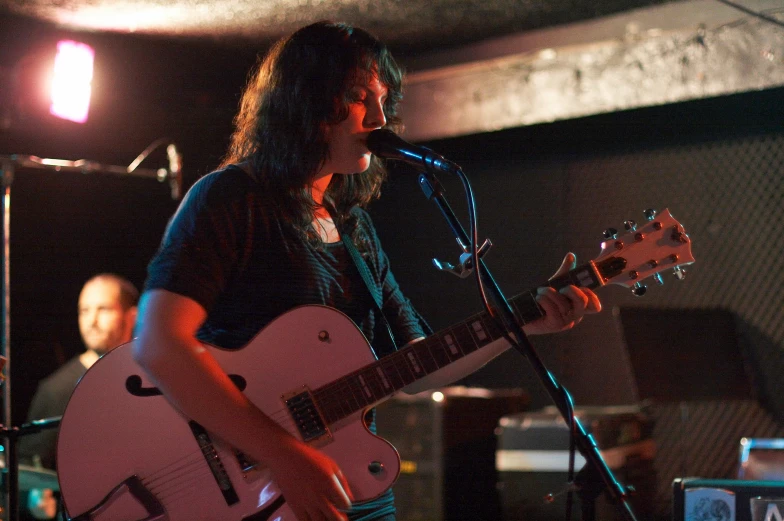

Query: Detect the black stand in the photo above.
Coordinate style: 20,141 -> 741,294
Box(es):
418,171 -> 639,521
0,418 -> 62,521
574,456 -> 610,521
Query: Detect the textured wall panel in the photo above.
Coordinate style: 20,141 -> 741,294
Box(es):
402,10 -> 784,141
562,132 -> 784,418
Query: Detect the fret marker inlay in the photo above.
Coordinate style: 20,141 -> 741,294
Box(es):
444,334 -> 459,355
358,375 -> 372,398
406,353 -> 422,373
471,321 -> 487,341
376,367 -> 391,389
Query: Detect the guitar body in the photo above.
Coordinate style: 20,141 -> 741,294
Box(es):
57,305 -> 400,521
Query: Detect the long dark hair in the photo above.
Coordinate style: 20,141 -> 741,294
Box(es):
221,21 -> 404,242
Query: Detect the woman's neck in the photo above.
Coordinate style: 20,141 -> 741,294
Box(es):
311,173 -> 333,219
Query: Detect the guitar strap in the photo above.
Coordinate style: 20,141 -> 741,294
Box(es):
340,229 -> 399,359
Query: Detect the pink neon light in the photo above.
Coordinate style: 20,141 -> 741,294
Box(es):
50,40 -> 95,124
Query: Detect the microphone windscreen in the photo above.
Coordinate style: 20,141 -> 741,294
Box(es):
367,129 -> 407,159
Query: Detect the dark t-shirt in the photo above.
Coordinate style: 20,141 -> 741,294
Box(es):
145,165 -> 426,520
20,356 -> 87,470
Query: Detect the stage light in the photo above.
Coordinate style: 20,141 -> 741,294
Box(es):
49,40 -> 94,124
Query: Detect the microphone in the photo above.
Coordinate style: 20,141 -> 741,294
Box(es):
166,143 -> 183,200
367,129 -> 462,174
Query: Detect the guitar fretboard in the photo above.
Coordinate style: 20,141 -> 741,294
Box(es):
313,261 -> 603,426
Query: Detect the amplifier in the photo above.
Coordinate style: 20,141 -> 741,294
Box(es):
673,478 -> 784,521
496,406 -> 656,521
374,387 -> 529,521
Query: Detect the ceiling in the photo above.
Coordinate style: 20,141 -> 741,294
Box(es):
0,0 -> 677,56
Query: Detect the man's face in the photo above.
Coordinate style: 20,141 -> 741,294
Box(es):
77,279 -> 134,355
319,74 -> 388,177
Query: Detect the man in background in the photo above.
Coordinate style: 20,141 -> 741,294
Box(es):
21,273 -> 138,469
19,273 -> 138,520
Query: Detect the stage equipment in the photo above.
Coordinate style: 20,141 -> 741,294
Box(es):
0,443 -> 60,491
375,387 -> 529,521
0,143 -> 182,521
739,438 -> 784,481
496,406 -> 656,521
673,478 -> 784,521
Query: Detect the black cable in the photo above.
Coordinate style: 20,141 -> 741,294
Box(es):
564,389 -> 577,521
454,168 -> 520,350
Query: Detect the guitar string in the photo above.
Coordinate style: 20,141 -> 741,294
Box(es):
96,457 -> 224,514
158,478 -> 216,509
148,468 -> 217,511
157,467 -> 281,515
137,446 -> 205,480
143,453 -> 207,488
147,466 -> 213,498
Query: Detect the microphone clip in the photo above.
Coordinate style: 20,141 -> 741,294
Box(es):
432,238 -> 492,278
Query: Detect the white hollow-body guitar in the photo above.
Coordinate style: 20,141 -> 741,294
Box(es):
57,209 -> 694,521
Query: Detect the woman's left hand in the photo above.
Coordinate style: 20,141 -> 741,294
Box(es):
524,252 -> 602,335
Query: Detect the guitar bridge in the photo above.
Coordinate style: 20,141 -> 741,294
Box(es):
282,387 -> 332,445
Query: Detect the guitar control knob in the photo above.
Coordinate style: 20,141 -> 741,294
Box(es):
632,282 -> 647,296
624,220 -> 638,232
603,228 -> 618,239
368,461 -> 385,475
644,209 -> 657,221
653,273 -> 664,285
673,266 -> 686,281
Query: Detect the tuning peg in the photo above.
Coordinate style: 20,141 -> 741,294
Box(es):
644,209 -> 657,221
632,282 -> 647,296
653,273 -> 664,285
603,227 -> 618,239
623,220 -> 637,232
673,266 -> 686,281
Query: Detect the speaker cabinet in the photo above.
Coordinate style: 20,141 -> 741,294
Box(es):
374,387 -> 529,521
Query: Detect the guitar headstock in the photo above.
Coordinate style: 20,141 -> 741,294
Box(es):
593,208 -> 695,296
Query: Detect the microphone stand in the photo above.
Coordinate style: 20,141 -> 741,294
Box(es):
417,170 -> 639,521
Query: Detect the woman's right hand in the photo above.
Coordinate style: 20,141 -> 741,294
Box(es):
267,437 -> 354,521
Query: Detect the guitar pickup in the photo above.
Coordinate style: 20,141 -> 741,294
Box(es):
282,387 -> 332,445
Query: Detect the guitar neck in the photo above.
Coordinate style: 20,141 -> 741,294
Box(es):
313,260 -> 604,426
